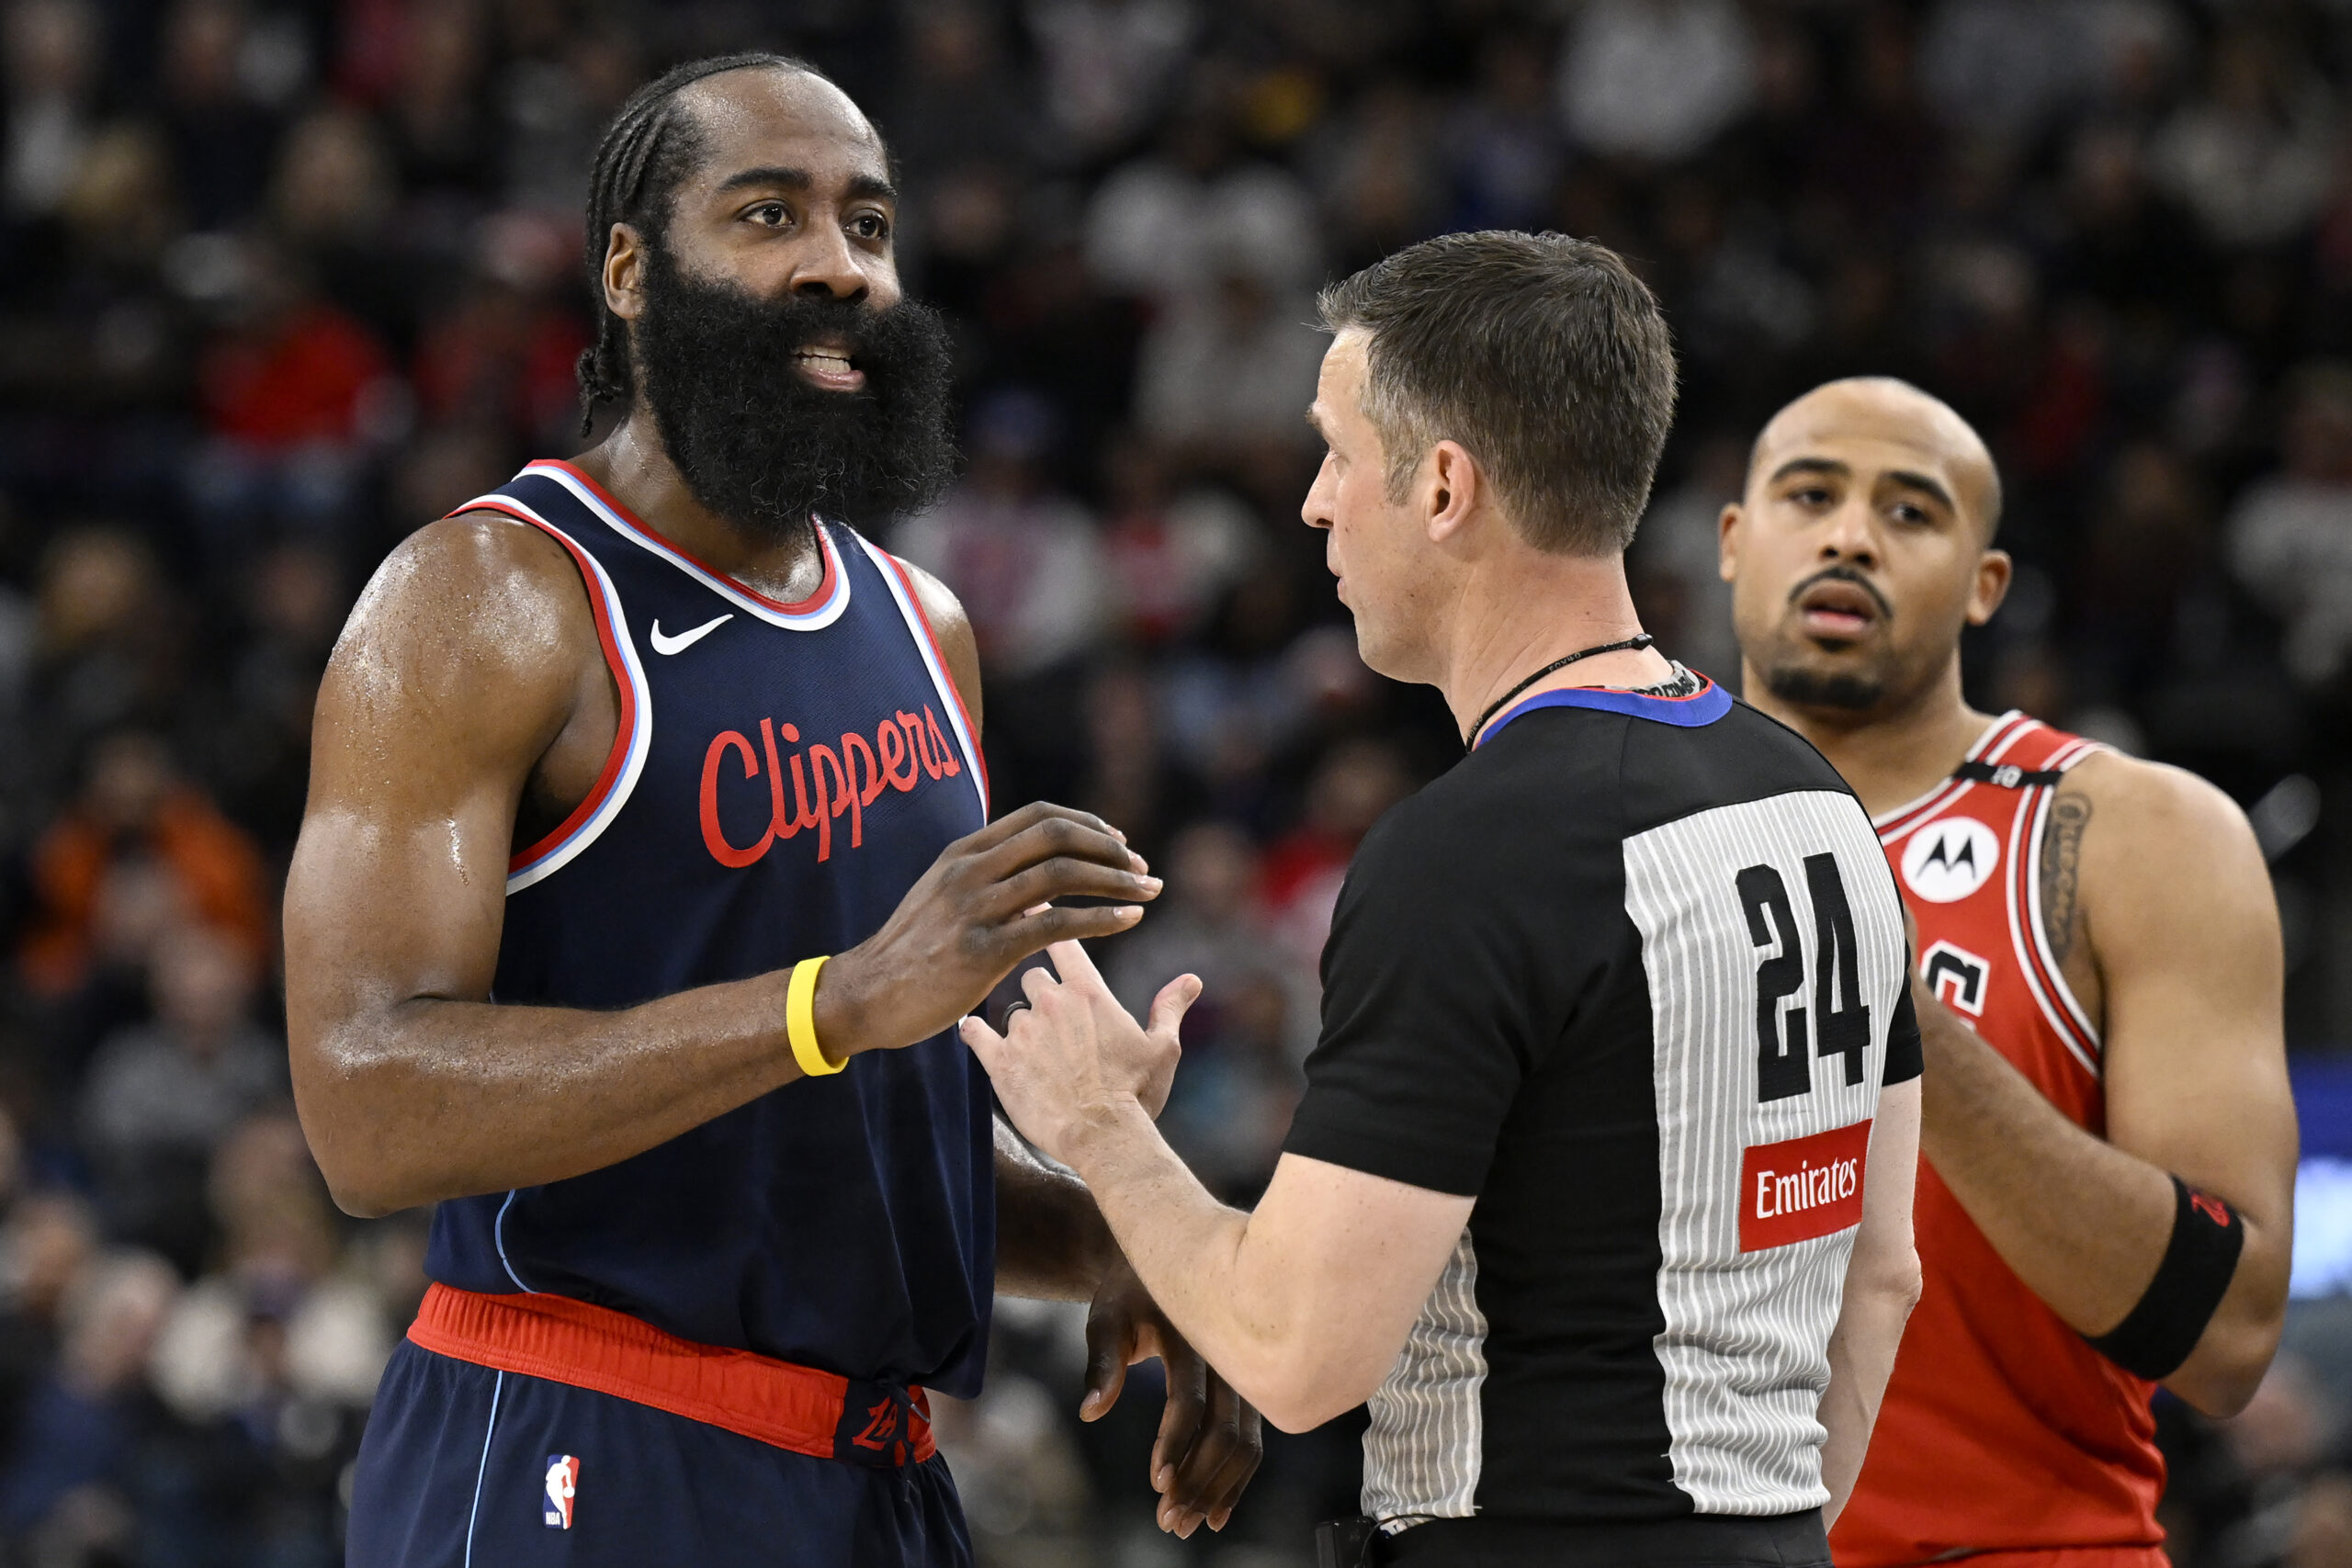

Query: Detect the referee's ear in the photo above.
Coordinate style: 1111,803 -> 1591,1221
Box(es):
1425,439 -> 1487,546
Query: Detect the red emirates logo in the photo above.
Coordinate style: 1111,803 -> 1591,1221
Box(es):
1738,1119 -> 1871,1252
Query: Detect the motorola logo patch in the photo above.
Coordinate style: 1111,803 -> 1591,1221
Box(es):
1901,818 -> 2000,903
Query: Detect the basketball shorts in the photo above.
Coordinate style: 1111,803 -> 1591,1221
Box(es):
348,1340 -> 974,1568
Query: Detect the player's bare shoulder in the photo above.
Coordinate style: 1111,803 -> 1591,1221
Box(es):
331,512 -> 591,706
2044,749 -> 2275,1008
313,510 -> 607,800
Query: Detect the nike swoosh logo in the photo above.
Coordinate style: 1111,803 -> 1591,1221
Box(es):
648,614 -> 733,656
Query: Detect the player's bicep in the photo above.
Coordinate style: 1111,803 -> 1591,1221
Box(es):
2086,761 -> 2295,1222
287,518 -> 585,1027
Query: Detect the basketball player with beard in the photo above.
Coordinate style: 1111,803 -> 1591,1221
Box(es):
1719,378 -> 2297,1568
284,55 -> 1260,1566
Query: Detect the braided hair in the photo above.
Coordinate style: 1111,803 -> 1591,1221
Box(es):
575,51 -> 824,435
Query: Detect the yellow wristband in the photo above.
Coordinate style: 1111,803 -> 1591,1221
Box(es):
786,956 -> 842,1077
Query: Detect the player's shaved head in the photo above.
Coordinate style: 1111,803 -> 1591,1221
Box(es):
1748,378 -> 2003,541
1722,374 -> 2014,728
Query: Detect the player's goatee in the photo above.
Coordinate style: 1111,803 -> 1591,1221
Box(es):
1765,666 -> 1884,712
634,245 -> 957,537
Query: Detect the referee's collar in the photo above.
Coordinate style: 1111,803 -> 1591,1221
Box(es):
1473,675 -> 1733,749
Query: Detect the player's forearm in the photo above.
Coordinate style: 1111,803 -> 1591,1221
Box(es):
1916,995 -> 2286,1403
1918,997 -> 2177,1325
992,1118 -> 1119,1300
293,973 -> 807,1215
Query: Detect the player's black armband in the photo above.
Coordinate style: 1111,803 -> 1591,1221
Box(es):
2083,1175 -> 2245,1382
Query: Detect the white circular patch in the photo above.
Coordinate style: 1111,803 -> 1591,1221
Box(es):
1902,818 -> 2001,903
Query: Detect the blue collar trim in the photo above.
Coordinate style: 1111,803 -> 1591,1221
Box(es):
1476,677 -> 1733,748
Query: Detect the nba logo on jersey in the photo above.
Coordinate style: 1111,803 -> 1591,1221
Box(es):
1901,818 -> 1999,902
543,1455 -> 579,1529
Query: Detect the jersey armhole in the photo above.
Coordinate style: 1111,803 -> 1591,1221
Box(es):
2015,757 -> 2104,1071
871,546 -> 990,817
453,497 -> 654,893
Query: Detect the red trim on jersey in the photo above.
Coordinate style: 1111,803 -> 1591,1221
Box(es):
1874,712 -> 2038,840
532,458 -> 840,616
409,1283 -> 935,1466
454,498 -> 639,875
878,549 -> 989,807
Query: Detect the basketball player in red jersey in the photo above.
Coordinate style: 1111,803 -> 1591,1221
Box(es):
1718,378 -> 2298,1568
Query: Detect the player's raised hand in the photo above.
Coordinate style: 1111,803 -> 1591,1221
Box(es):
813,802 -> 1161,1059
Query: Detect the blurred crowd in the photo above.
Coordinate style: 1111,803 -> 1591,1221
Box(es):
0,0 -> 2348,1562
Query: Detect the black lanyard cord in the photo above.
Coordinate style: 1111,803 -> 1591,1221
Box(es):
1468,633 -> 1657,743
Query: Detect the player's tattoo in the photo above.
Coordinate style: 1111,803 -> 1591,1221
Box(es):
2040,792 -> 2092,964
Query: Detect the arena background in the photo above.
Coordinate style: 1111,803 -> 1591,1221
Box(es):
0,0 -> 2348,1562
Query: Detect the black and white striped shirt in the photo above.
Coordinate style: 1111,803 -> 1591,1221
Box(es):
1283,680 -> 1920,1561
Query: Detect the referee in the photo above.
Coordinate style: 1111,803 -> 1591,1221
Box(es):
966,231 -> 1925,1567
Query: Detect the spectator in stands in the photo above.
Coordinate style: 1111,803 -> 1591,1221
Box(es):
78,924 -> 284,1268
1258,736 -> 1410,983
186,233 -> 398,561
2230,361 -> 2352,688
2153,27 -> 2336,251
158,0 -> 282,231
24,530 -> 184,778
267,103 -> 409,347
20,730 -> 268,998
1098,432 -> 1260,649
0,1250 -> 177,1545
1084,82 -> 1321,306
1440,28 -> 1563,234
0,1190 -> 93,1449
1024,0 -> 1197,164
1555,0 -> 1755,162
0,0 -> 96,224
1133,259 -> 1325,461
894,388 -> 1108,682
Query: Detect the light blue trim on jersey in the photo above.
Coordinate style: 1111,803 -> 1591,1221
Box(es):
859,536 -> 991,821
1477,677 -> 1733,748
463,1370 -> 505,1568
493,1190 -> 536,1292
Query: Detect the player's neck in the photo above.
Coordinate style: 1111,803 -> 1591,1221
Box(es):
1744,658 -> 1996,818
566,414 -> 828,602
1442,548 -> 1676,745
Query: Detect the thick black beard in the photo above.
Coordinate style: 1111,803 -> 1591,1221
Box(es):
1765,663 -> 1886,712
632,246 -> 957,539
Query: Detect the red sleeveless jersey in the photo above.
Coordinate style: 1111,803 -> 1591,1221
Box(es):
1831,713 -> 2166,1567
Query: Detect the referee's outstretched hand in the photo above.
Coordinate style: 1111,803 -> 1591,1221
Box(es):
815,803 -> 1164,1062
959,939 -> 1200,1166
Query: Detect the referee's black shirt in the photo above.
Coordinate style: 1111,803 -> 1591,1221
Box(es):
1282,674 -> 1921,1558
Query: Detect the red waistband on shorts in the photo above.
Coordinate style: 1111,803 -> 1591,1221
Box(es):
407,1281 -> 935,1467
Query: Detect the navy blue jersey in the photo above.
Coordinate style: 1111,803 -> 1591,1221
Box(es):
424,459 -> 996,1399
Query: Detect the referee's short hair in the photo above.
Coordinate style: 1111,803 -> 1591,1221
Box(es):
1317,231 -> 1678,557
